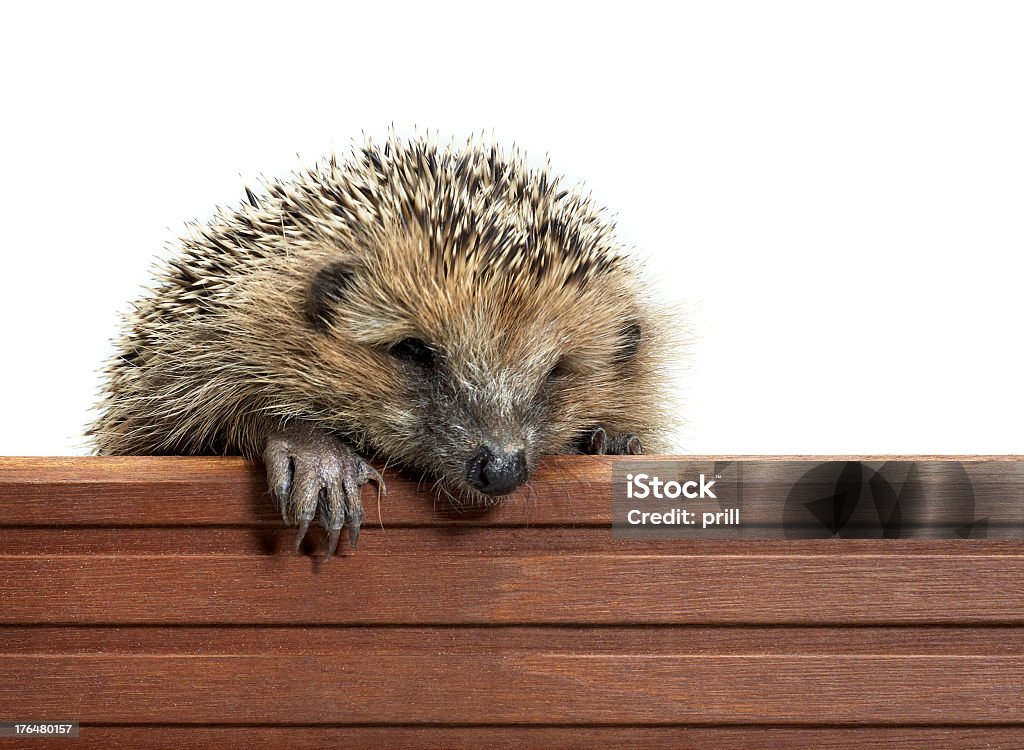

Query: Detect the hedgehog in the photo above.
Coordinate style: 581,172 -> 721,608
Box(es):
89,134 -> 675,558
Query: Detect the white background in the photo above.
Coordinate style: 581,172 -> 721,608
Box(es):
1,1 -> 1021,455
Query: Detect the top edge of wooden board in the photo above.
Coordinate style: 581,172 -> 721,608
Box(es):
2,454 -> 1022,484
1,455 -> 1022,527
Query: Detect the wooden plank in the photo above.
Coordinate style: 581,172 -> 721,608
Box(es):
13,727 -> 1024,750
3,457 -> 1023,744
2,456 -> 1021,527
3,625 -> 1023,655
0,455 -> 590,526
2,649 -> 1022,724
3,527 -> 1024,556
2,629 -> 1022,727
2,554 -> 1023,624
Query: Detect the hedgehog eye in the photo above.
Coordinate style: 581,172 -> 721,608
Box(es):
546,357 -> 571,381
389,337 -> 436,368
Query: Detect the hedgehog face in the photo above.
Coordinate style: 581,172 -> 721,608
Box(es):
386,332 -> 538,500
300,254 -> 655,504
369,312 -> 645,504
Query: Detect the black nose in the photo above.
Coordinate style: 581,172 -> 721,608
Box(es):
466,445 -> 528,496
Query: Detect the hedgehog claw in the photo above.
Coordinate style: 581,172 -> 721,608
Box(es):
586,426 -> 608,454
325,528 -> 342,561
263,427 -> 383,559
581,426 -> 643,456
294,518 -> 312,551
616,434 -> 643,455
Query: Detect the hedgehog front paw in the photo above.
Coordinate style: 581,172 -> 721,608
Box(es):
263,428 -> 384,560
580,426 -> 643,456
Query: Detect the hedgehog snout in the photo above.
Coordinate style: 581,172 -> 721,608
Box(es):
465,444 -> 528,496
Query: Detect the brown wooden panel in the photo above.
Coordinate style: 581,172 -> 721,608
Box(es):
2,629 -> 1022,727
3,455 -> 1020,527
14,727 -> 1024,750
2,553 -> 1023,624
0,455 -> 601,526
2,649 -> 1022,724
3,456 -> 1023,745
3,527 -> 1024,556
3,625 -> 1023,656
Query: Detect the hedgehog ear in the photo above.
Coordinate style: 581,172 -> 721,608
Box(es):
305,261 -> 356,331
613,321 -> 642,364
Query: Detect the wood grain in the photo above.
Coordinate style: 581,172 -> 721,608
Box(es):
0,455 -> 594,526
2,553 -> 1023,625
14,727 -> 1024,750
3,652 -> 1023,724
1,456 -> 1022,747
3,455 -> 1021,526
1,628 -> 1022,725
4,626 -> 1023,657
3,527 -> 1024,556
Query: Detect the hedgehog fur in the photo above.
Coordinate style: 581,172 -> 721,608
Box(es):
89,133 -> 676,549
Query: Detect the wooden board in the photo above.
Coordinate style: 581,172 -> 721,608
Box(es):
1,455 -> 1022,748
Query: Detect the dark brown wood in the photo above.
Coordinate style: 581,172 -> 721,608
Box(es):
2,553 -> 1023,624
0,455 -> 603,526
15,727 -> 1024,750
1,456 -> 1023,746
3,652 -> 1023,724
2,455 -> 1020,526
3,526 -> 1024,556
3,625 -> 1023,656
1,629 -> 1022,725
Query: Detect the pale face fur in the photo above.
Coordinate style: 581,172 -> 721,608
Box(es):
91,137 -> 673,503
